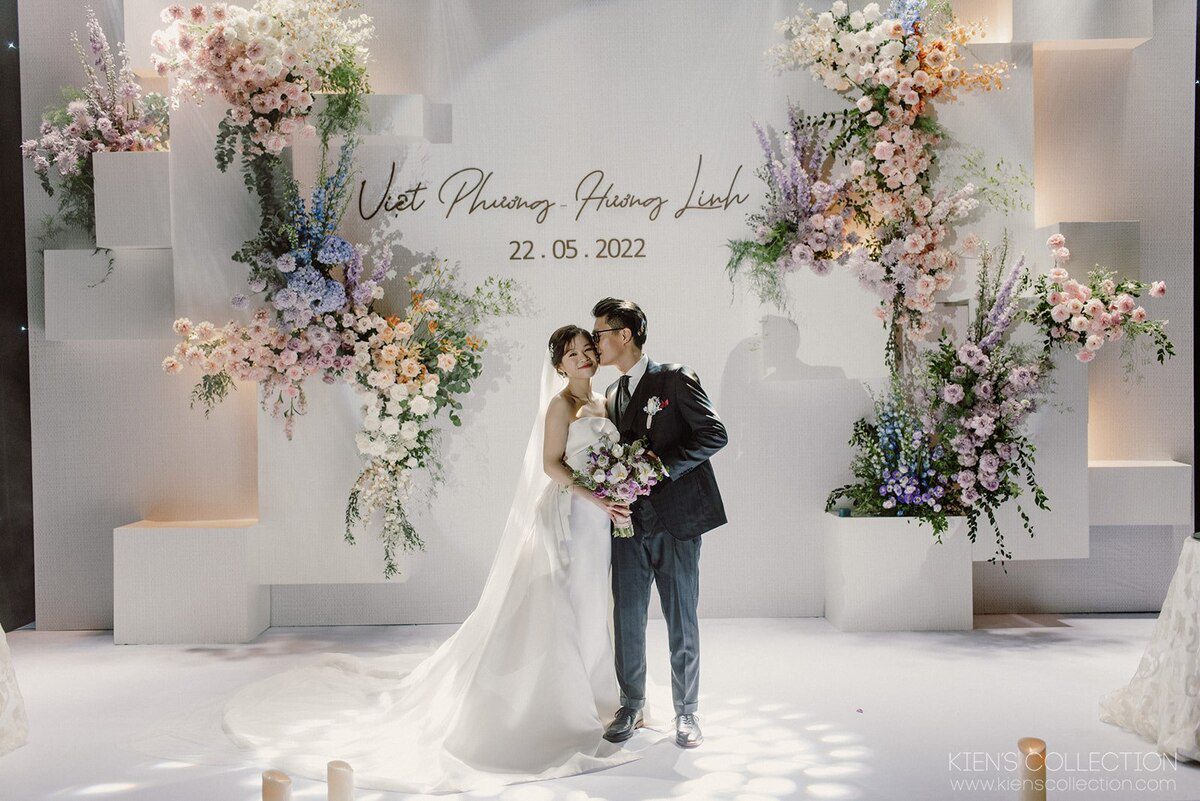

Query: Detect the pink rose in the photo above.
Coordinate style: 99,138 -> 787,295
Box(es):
1046,233 -> 1066,250
1130,307 -> 1147,323
1047,267 -> 1069,285
1050,304 -> 1071,324
1149,281 -> 1166,297
1115,294 -> 1136,314
1076,349 -> 1096,363
1085,334 -> 1104,351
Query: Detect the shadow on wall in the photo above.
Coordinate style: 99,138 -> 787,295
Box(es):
704,314 -> 871,619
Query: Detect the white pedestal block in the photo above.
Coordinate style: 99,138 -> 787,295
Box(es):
113,519 -> 269,645
823,515 -> 972,632
93,151 -> 172,249
44,248 -> 175,341
1088,461 -> 1193,527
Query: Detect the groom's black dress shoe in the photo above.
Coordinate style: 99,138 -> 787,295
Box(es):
675,714 -> 703,748
603,706 -> 644,742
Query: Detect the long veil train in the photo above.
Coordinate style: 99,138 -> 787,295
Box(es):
130,358 -> 668,793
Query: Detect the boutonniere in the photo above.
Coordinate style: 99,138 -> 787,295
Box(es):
644,396 -> 669,429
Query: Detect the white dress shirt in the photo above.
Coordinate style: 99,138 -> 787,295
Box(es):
620,353 -> 650,397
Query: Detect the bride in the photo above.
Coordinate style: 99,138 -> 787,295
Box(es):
206,325 -> 663,792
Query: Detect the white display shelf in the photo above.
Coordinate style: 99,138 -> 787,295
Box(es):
952,0 -> 1152,48
290,94 -> 452,194
93,150 -> 172,249
43,248 -> 175,341
1088,460 -> 1193,527
113,518 -> 269,645
1016,0 -> 1152,50
823,514 -> 973,632
1036,221 -> 1140,282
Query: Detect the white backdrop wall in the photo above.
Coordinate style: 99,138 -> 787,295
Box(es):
20,1 -> 1194,629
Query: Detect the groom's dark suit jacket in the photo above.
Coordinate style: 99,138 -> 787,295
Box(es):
606,359 -> 728,540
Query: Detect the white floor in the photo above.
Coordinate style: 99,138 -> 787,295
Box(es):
1,616 -> 1197,801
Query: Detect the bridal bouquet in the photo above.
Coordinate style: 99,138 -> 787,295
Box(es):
1028,235 -> 1173,370
151,0 -> 373,167
21,7 -> 169,238
572,434 -> 669,538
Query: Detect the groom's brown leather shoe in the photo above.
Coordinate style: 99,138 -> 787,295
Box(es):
675,714 -> 703,748
603,706 -> 644,742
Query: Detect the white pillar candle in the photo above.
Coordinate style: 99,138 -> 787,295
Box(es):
262,769 -> 292,801
1017,737 -> 1047,801
327,760 -> 354,801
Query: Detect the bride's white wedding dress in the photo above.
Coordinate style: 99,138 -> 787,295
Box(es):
205,414 -> 659,792
0,622 -> 29,757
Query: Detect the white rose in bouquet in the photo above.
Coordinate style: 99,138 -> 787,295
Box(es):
409,395 -> 432,416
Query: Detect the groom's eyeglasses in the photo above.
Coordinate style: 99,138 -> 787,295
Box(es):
591,327 -> 624,339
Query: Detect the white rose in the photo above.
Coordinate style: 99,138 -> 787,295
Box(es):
385,400 -> 404,416
400,420 -> 420,440
831,1 -> 847,15
380,417 -> 400,436
355,432 -> 372,454
409,395 -> 432,416
591,469 -> 606,483
421,379 -> 439,397
362,414 -> 381,432
391,381 -> 411,398
354,351 -> 371,367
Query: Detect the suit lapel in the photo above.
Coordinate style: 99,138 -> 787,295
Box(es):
620,360 -> 659,437
605,383 -> 617,423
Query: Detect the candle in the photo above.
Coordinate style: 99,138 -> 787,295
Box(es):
1017,737 -> 1046,801
262,769 -> 292,801
328,760 -> 354,801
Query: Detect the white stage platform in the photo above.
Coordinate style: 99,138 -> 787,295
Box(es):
1,617 -> 1196,801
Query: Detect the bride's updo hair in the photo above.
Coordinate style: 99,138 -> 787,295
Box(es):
548,325 -> 594,376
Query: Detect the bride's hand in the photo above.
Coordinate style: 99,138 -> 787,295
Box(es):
596,497 -> 630,523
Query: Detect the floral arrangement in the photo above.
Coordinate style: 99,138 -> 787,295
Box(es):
572,435 -> 669,538
1029,235 -> 1173,370
164,128 -> 518,576
166,255 -> 517,578
827,229 -> 1174,561
825,381 -> 953,534
731,0 -> 1010,353
828,237 -> 1048,561
21,8 -> 169,239
725,105 -> 855,312
151,0 -> 372,168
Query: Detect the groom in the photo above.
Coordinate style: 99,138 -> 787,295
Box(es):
591,298 -> 728,749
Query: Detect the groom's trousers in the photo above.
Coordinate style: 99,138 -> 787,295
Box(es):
612,504 -> 701,717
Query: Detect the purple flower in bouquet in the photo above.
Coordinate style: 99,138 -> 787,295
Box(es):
572,434 -> 669,538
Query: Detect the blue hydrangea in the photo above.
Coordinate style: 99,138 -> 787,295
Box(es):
317,236 -> 356,266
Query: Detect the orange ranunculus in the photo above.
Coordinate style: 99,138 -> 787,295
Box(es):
386,314 -> 401,327
428,321 -> 438,334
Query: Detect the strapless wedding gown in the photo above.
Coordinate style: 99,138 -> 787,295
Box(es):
0,622 -> 29,757
211,415 -> 655,792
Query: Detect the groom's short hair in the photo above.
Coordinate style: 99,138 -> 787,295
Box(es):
592,297 -> 647,348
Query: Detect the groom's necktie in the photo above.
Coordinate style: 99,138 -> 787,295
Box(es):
616,374 -> 632,424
